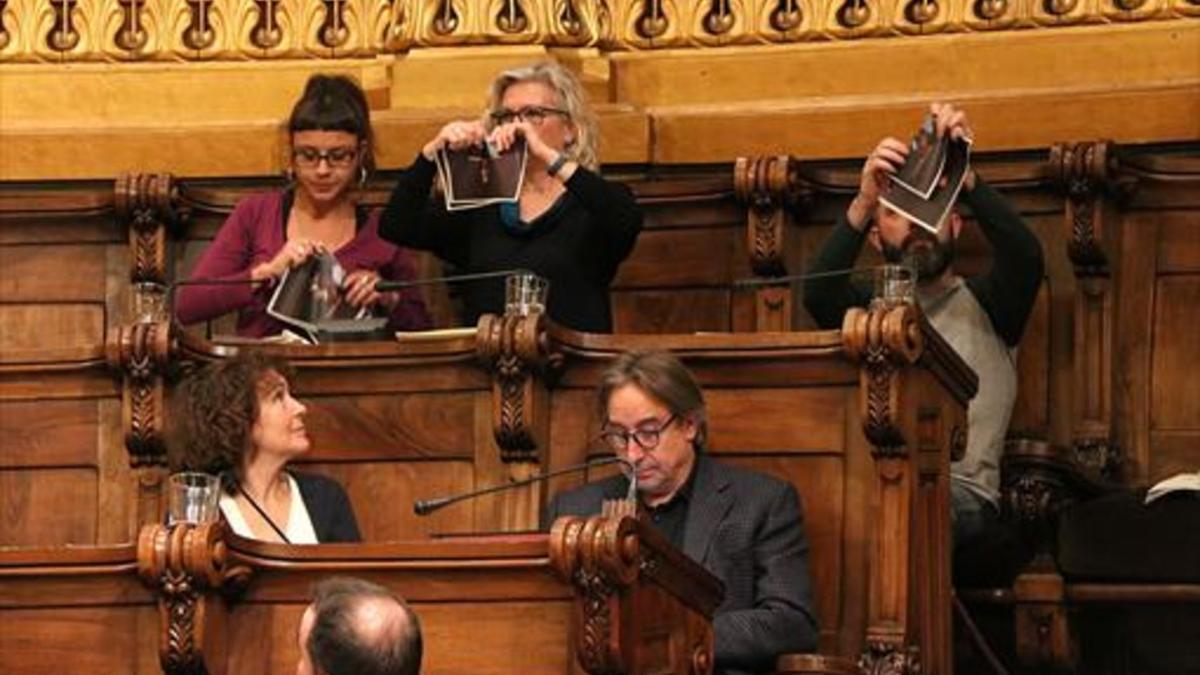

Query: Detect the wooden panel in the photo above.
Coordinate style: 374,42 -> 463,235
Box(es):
707,387 -> 847,453
615,228 -> 742,288
1156,213 -> 1200,273
0,213 -> 121,245
299,461 -> 475,541
0,244 -> 108,302
0,399 -> 99,467
612,289 -> 730,334
0,468 -> 98,545
613,22 -> 1200,108
1150,276 -> 1200,429
1011,283 -> 1050,436
547,389 -> 596,500
1116,212 -> 1160,481
0,607 -> 158,675
0,304 -> 105,361
718,454 -> 846,647
1148,431 -> 1200,484
226,598 -> 573,675
303,393 -> 475,461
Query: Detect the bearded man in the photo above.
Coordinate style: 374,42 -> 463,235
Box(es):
803,102 -> 1045,550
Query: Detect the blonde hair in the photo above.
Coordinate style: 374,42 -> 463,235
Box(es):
486,62 -> 600,171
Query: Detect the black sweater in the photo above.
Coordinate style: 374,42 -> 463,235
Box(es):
379,155 -> 643,333
803,180 -> 1044,347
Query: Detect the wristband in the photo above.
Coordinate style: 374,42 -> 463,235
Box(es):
546,153 -> 569,177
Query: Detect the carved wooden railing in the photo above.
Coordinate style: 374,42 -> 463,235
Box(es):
2,0 -> 1197,62
129,515 -> 722,675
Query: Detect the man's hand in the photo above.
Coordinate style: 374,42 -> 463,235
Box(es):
847,137 -> 908,231
930,102 -> 977,191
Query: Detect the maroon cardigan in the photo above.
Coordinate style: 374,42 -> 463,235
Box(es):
176,190 -> 431,337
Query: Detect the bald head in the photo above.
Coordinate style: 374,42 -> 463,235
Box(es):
297,577 -> 422,675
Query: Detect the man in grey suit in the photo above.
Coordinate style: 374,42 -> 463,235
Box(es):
543,350 -> 818,675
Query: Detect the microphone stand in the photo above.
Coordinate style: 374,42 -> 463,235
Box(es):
414,456 -> 637,516
375,268 -> 532,292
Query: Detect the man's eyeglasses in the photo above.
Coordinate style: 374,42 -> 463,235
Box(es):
489,105 -> 570,126
598,413 -> 678,453
293,146 -> 359,169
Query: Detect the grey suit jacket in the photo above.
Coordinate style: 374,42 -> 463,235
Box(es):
543,454 -> 819,675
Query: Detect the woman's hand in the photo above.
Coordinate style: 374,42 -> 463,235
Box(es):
422,120 -> 489,161
342,269 -> 390,310
489,121 -> 577,180
251,239 -> 325,282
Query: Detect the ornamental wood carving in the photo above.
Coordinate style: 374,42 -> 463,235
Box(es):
1048,141 -> 1134,478
859,639 -> 922,675
106,320 -> 176,468
138,522 -> 252,675
476,312 -> 562,462
733,154 -> 810,277
841,304 -> 924,454
549,514 -> 720,675
116,172 -> 179,285
1,0 -> 1193,59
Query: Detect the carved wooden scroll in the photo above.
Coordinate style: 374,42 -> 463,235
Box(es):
1048,141 -> 1132,478
106,320 -> 178,529
116,172 -> 176,285
106,320 -> 176,468
734,155 -> 811,331
476,312 -> 562,463
842,303 -> 972,675
842,304 -> 925,453
549,514 -> 721,675
138,522 -> 252,675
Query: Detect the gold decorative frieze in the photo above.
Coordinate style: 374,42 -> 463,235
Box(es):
0,0 -> 1196,60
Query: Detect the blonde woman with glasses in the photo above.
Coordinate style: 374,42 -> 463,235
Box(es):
380,61 -> 643,333
177,74 -> 430,338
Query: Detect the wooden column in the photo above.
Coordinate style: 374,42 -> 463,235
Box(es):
842,303 -> 974,675
1048,141 -> 1133,479
476,312 -> 563,530
109,173 -> 184,527
137,522 -> 252,675
734,155 -> 811,332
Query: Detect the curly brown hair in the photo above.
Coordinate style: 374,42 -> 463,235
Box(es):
168,352 -> 295,495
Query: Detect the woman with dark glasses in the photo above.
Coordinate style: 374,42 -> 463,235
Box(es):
176,74 -> 430,338
379,61 -> 643,333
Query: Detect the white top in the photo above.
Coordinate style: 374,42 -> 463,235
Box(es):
220,473 -> 319,544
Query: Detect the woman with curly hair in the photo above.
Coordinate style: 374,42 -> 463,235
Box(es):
169,352 -> 360,543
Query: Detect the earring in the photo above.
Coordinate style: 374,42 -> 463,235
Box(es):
359,165 -> 368,188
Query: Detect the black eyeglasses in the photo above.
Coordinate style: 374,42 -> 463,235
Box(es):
598,413 -> 678,453
489,105 -> 570,126
293,146 -> 359,169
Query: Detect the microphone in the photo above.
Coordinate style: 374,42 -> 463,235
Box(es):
375,268 -> 533,292
732,266 -> 860,288
414,455 -> 638,516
